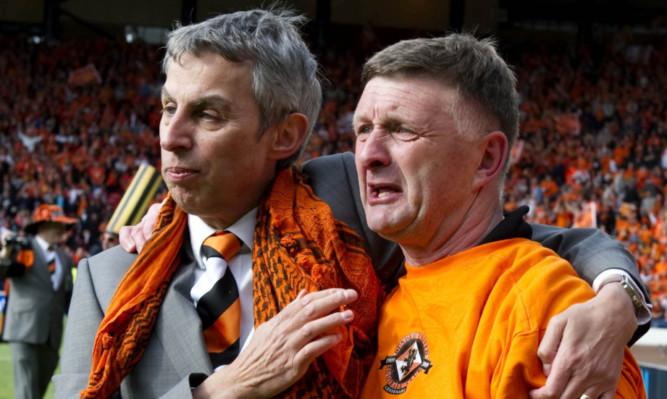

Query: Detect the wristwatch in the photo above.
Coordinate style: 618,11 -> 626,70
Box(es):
599,274 -> 644,316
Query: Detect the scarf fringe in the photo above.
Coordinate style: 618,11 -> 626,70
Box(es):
253,168 -> 382,398
81,196 -> 186,398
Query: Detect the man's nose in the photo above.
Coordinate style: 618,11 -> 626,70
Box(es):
355,129 -> 391,170
160,111 -> 193,152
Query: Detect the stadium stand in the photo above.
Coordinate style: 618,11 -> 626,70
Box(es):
1,27 -> 667,328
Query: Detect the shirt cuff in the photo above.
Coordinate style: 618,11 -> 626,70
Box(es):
593,269 -> 652,325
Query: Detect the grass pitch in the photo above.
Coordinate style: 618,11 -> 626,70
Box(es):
0,342 -> 57,399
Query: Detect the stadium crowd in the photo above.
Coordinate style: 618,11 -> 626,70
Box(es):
1,28 -> 667,324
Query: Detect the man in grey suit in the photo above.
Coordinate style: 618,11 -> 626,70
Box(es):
57,8 -> 650,399
56,9 -> 373,399
1,204 -> 76,399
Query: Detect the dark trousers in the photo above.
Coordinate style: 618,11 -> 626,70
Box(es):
10,342 -> 59,399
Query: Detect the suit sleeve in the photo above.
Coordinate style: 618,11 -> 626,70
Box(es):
53,258 -> 101,398
54,254 -> 201,398
530,223 -> 650,344
529,224 -> 647,296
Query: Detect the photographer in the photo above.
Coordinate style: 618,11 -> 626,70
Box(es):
1,204 -> 76,399
0,234 -> 32,278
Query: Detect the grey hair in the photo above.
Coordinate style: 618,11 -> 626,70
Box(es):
163,8 -> 321,168
361,33 -> 519,174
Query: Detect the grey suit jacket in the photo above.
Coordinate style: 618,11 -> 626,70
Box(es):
54,242 -> 210,399
2,236 -> 73,350
55,151 -> 649,398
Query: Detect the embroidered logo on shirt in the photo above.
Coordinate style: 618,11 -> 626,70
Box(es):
379,332 -> 432,394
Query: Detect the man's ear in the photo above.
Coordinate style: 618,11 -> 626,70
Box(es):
268,113 -> 309,160
472,131 -> 508,191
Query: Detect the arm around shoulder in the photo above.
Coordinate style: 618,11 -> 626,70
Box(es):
530,223 -> 642,290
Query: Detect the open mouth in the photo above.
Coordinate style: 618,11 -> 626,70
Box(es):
377,188 -> 394,198
370,184 -> 401,200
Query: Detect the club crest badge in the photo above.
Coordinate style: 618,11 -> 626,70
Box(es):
379,332 -> 432,394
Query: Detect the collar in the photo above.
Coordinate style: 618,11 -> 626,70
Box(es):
34,235 -> 53,254
188,208 -> 257,270
478,206 -> 533,245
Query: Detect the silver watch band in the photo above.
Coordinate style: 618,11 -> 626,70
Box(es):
598,274 -> 644,315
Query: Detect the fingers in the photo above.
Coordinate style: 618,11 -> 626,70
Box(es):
270,288 -> 358,359
528,357 -> 573,399
285,288 -> 358,324
560,385 -> 609,399
118,225 -> 137,253
259,288 -> 358,348
148,202 -> 162,218
118,203 -> 162,253
137,204 -> 160,252
293,309 -> 354,348
294,332 -> 342,367
223,288 -> 358,397
134,225 -> 149,253
142,203 -> 161,233
301,287 -> 358,309
531,295 -> 628,399
531,388 -> 599,399
286,295 -> 356,382
530,315 -> 568,399
599,391 -> 615,399
528,386 -> 547,399
537,314 -> 566,378
558,375 -> 594,399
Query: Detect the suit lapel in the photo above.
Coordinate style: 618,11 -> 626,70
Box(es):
30,239 -> 52,288
54,248 -> 69,291
154,255 -> 211,376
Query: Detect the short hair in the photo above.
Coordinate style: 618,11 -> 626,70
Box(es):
163,8 -> 321,168
361,33 -> 519,171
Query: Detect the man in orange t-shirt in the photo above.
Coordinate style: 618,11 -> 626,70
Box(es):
354,34 -> 646,398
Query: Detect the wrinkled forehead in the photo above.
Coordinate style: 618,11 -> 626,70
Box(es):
163,51 -> 253,81
161,53 -> 254,100
354,75 -> 460,122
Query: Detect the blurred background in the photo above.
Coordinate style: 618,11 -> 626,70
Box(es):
2,0 -> 667,397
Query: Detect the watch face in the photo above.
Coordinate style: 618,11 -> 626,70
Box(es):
620,277 -> 643,311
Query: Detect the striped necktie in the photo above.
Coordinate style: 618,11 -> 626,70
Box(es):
191,232 -> 242,367
46,246 -> 56,274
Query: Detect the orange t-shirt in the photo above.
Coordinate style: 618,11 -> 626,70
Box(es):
360,239 -> 645,398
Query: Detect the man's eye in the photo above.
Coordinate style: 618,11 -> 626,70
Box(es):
355,125 -> 372,137
198,111 -> 221,122
161,105 -> 176,115
394,127 -> 418,141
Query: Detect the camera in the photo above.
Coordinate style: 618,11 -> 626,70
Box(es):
2,235 -> 29,248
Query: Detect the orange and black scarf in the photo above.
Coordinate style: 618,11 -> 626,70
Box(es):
81,167 -> 382,399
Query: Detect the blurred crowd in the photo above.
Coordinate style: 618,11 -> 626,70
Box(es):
0,35 -> 166,261
500,34 -> 667,325
1,28 -> 667,323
